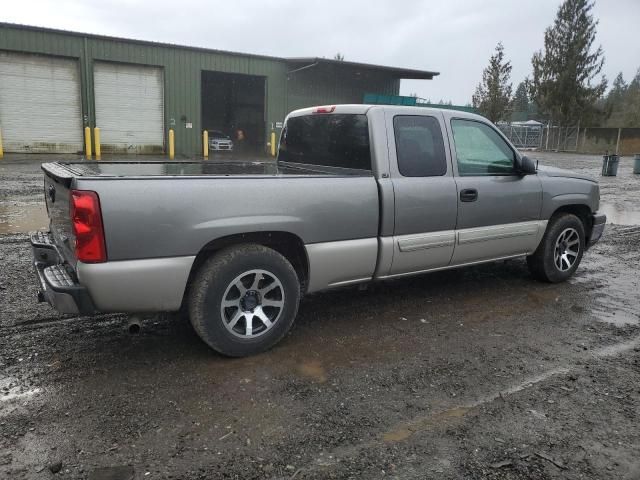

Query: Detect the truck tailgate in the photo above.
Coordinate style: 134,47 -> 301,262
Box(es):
41,163 -> 78,267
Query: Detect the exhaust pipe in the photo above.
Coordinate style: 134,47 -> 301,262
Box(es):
127,315 -> 142,334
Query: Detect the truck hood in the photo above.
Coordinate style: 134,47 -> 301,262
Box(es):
536,165 -> 597,183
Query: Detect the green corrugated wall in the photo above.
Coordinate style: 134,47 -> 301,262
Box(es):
0,24 -> 401,156
287,64 -> 400,112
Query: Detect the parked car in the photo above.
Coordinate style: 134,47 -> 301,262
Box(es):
208,130 -> 233,151
32,105 -> 605,356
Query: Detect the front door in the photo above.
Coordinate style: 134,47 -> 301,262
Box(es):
448,118 -> 543,265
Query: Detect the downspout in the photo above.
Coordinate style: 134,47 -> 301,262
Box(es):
83,37 -> 92,127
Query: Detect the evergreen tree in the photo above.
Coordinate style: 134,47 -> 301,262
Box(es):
472,42 -> 513,123
610,73 -> 628,102
604,72 -> 628,125
513,82 -> 530,113
529,0 -> 607,125
621,68 -> 640,126
333,52 -> 345,61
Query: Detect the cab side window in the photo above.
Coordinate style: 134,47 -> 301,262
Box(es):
451,119 -> 515,176
394,116 -> 447,177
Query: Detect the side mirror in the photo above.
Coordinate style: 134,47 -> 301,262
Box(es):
516,155 -> 537,175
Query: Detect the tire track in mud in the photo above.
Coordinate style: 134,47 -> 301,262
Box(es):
280,334 -> 640,479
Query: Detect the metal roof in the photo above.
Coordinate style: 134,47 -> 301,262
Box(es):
0,22 -> 286,62
0,22 -> 439,80
286,57 -> 439,80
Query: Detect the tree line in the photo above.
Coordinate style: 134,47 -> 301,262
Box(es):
472,0 -> 639,127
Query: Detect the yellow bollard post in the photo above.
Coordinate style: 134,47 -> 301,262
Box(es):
94,127 -> 101,160
203,130 -> 209,159
0,127 -> 4,159
84,126 -> 92,159
168,129 -> 175,160
270,131 -> 276,157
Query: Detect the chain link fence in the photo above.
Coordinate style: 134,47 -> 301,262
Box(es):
499,124 -> 586,152
541,126 -> 580,152
498,124 -> 543,149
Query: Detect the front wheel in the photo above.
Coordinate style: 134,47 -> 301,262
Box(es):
527,213 -> 585,283
188,244 -> 300,357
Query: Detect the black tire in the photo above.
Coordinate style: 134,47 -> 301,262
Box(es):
188,244 -> 300,357
527,213 -> 585,283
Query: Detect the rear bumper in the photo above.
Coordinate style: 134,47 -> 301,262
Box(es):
30,231 -> 95,315
588,212 -> 606,248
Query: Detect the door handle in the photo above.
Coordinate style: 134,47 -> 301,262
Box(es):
460,188 -> 478,202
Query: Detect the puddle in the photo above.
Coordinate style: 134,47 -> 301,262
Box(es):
594,335 -> 640,357
591,308 -> 639,326
87,465 -> 135,480
586,274 -> 640,326
297,360 -> 328,383
599,203 -> 640,226
383,427 -> 412,442
0,376 -> 42,403
383,406 -> 471,443
0,203 -> 48,234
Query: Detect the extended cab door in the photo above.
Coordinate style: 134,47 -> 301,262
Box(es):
447,118 -> 543,265
382,110 -> 458,276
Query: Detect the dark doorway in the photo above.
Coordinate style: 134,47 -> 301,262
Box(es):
201,71 -> 266,156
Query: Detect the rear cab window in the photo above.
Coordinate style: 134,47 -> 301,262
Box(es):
278,114 -> 371,170
393,115 -> 447,176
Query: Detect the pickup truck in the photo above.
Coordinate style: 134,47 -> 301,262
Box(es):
32,105 -> 606,357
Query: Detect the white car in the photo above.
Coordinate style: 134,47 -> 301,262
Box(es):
208,130 -> 234,151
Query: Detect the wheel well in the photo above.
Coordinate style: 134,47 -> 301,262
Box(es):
182,232 -> 309,307
551,205 -> 593,239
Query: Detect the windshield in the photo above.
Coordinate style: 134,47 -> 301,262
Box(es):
210,130 -> 229,139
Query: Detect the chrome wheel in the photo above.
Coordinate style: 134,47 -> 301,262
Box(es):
220,269 -> 285,338
554,228 -> 580,272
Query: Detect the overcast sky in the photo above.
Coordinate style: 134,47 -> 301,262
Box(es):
4,0 -> 639,105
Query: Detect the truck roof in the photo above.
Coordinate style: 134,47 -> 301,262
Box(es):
287,104 -> 487,122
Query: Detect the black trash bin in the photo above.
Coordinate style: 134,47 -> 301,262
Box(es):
602,154 -> 619,176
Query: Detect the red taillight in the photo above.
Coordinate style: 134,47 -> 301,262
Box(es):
70,190 -> 107,263
313,105 -> 336,114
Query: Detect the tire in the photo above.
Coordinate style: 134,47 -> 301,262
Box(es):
527,213 -> 585,283
188,244 -> 300,357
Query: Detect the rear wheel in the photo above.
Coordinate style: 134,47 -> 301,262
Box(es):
188,244 -> 300,357
527,213 -> 585,283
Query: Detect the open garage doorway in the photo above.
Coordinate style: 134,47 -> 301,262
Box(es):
201,71 -> 266,156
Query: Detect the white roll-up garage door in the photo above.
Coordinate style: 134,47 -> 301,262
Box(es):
94,62 -> 164,154
0,52 -> 83,153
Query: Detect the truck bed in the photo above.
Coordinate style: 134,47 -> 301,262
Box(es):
41,160 -> 380,266
44,160 -> 372,185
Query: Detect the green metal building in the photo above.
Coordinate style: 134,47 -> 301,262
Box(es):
0,23 -> 438,156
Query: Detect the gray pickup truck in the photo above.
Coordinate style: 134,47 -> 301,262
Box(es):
32,105 -> 606,356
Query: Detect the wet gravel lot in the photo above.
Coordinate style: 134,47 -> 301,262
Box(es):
1,152 -> 639,479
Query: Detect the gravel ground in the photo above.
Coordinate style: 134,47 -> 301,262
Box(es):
1,152 -> 639,479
